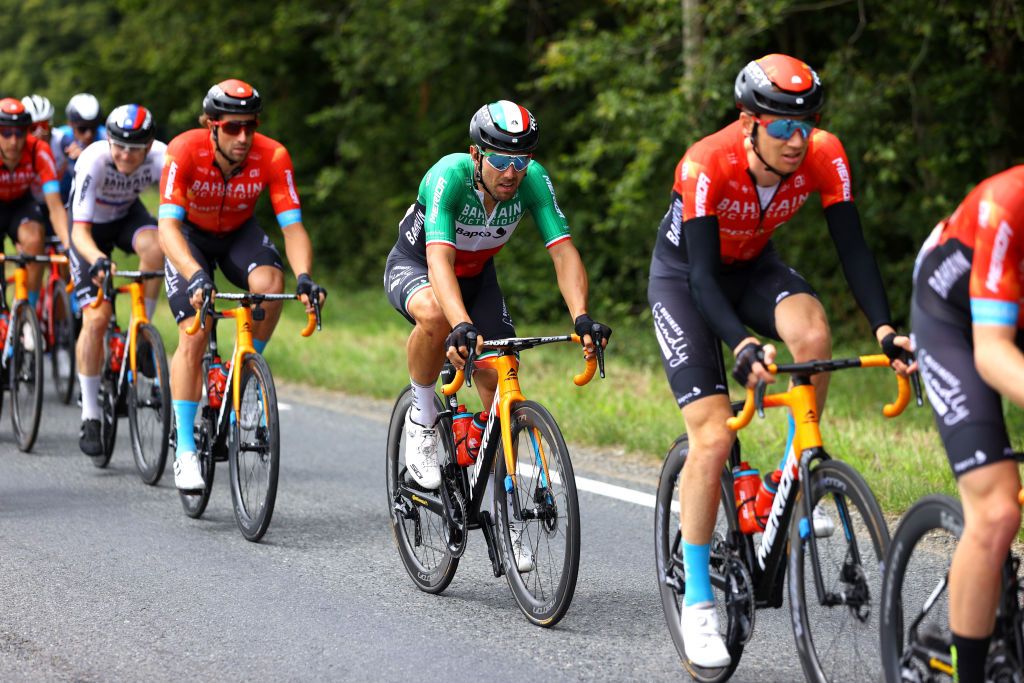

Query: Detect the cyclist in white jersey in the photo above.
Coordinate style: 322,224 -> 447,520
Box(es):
67,104 -> 165,456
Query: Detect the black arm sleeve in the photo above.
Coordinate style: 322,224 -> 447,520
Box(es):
683,216 -> 749,349
824,201 -> 893,332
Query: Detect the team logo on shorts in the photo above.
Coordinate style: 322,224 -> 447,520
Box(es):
652,302 -> 689,368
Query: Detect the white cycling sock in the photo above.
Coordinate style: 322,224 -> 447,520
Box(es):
409,378 -> 437,426
79,374 -> 101,420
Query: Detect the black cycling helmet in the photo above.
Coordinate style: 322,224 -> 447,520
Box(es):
0,98 -> 32,126
66,93 -> 102,125
469,100 -> 538,153
734,54 -> 824,117
202,79 -> 262,117
106,104 -> 156,145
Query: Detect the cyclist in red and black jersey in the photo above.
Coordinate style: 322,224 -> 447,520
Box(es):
648,54 -> 912,666
911,166 -> 1024,682
0,97 -> 69,303
158,79 -> 325,491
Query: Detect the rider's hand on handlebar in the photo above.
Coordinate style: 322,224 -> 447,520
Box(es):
187,270 -> 214,311
732,339 -> 776,388
296,273 -> 327,313
573,314 -> 612,359
878,327 -> 917,376
88,257 -> 112,287
445,321 -> 483,370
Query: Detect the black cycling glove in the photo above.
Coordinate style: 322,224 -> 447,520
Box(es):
731,342 -> 765,387
186,270 -> 213,299
445,321 -> 479,359
880,331 -> 912,365
574,314 -> 612,347
88,257 -> 112,280
296,273 -> 327,303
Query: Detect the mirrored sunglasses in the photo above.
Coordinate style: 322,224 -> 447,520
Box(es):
481,150 -> 531,172
212,119 -> 259,136
0,127 -> 27,139
755,117 -> 816,141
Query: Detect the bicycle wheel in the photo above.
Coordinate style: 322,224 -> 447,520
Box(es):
491,400 -> 580,627
177,407 -> 217,519
48,278 -> 76,404
789,459 -> 890,682
879,494 -> 962,683
9,303 -> 44,452
386,386 -> 459,594
91,370 -> 119,468
128,323 -> 171,485
655,435 -> 748,682
228,352 -> 279,542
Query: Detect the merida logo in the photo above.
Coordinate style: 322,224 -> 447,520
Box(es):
695,172 -> 711,216
831,158 -> 851,201
986,220 -> 1013,293
429,177 -> 447,223
164,161 -> 177,199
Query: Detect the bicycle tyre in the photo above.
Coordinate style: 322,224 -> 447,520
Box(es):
228,352 -> 279,542
92,371 -> 119,468
492,400 -> 580,627
879,494 -> 962,683
128,323 -> 171,485
386,386 -> 459,594
10,302 -> 44,452
655,434 -> 746,682
48,277 -> 75,404
788,459 -> 890,682
177,409 -> 217,519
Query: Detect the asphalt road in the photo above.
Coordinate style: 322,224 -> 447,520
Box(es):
0,384 -> 816,682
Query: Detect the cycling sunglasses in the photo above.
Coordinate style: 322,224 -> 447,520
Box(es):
0,127 -> 26,139
754,117 -> 816,141
74,125 -> 98,135
479,148 -> 532,173
211,119 -> 259,136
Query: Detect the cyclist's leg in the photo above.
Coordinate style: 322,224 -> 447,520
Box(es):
120,200 -> 162,319
14,203 -> 46,302
219,217 -> 284,352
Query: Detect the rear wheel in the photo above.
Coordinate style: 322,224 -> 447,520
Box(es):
48,278 -> 76,404
10,303 -> 44,452
655,435 -> 749,682
128,324 -> 171,485
789,459 -> 890,683
386,386 -> 459,593
228,352 -> 279,542
493,400 -> 580,627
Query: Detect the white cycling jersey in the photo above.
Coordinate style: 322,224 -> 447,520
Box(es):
70,139 -> 166,225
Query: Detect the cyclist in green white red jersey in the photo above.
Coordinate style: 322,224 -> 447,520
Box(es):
911,165 -> 1024,682
648,55 -> 913,667
383,101 -> 611,518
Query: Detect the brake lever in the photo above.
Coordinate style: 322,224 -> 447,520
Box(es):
199,286 -> 213,330
313,288 -> 323,331
592,326 -> 607,379
755,380 -> 767,419
911,372 -> 923,407
464,342 -> 477,389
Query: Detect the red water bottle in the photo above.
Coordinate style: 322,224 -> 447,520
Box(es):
451,404 -> 473,466
0,312 -> 9,344
460,411 -> 488,466
755,469 -> 782,529
207,357 -> 228,409
732,462 -> 762,534
108,327 -> 125,373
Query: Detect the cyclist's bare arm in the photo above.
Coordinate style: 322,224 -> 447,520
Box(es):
974,323 -> 1024,407
158,216 -> 209,310
425,243 -> 483,353
45,190 -> 69,247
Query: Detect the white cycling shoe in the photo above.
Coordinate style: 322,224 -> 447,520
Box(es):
404,411 -> 441,490
510,524 -> 535,573
173,451 -> 205,491
812,501 -> 835,538
680,602 -> 731,668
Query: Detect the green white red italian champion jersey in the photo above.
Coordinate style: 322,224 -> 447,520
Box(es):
396,152 -> 571,278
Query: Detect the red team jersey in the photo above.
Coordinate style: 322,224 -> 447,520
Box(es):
672,120 -> 853,263
929,165 -> 1024,328
0,135 -> 59,203
158,128 -> 302,234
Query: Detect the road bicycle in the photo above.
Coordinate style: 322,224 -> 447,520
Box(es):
879,460 -> 1024,682
87,270 -> 171,485
178,289 -> 320,542
0,252 -> 66,451
655,354 -> 916,681
36,235 -> 75,404
386,334 -> 604,627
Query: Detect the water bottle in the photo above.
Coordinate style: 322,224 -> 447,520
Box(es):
207,357 -> 228,409
0,312 -> 9,344
462,411 -> 488,466
451,404 -> 473,466
755,469 -> 782,530
108,327 -> 126,373
732,462 -> 761,535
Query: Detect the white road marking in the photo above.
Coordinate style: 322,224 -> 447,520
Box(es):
521,464 -> 675,511
279,402 -> 292,411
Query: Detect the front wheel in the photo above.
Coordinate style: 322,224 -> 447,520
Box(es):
655,435 -> 748,682
788,459 -> 890,682
228,352 -> 279,542
879,494 -> 962,683
48,278 -> 76,404
177,406 -> 217,519
492,400 -> 580,627
10,303 -> 44,452
128,323 -> 171,485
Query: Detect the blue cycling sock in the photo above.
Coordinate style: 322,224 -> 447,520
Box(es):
683,541 -> 714,606
253,338 -> 268,354
27,290 -> 38,308
173,400 -> 199,454
778,412 -> 796,472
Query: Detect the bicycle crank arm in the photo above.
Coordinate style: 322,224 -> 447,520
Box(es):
396,483 -> 446,517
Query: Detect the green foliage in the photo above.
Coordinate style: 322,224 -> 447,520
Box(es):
1,0 -> 1021,342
